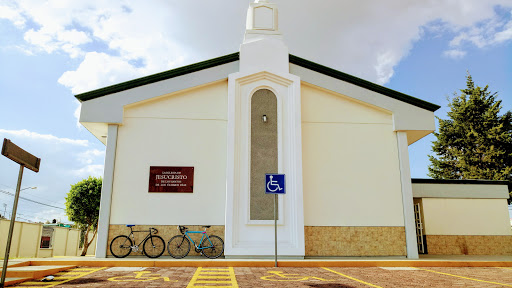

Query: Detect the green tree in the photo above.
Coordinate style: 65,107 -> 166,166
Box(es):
428,73 -> 512,200
65,176 -> 102,256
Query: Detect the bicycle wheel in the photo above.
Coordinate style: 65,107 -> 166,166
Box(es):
143,235 -> 165,258
110,235 -> 132,258
167,235 -> 190,259
201,235 -> 224,259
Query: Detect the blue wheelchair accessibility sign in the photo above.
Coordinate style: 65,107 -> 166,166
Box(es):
265,174 -> 285,194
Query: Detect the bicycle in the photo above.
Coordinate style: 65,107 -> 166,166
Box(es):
167,225 -> 224,259
110,225 -> 165,258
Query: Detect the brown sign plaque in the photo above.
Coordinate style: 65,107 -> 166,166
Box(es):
148,166 -> 194,193
1,138 -> 41,172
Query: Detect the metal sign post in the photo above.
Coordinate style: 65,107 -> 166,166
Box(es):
1,139 -> 40,288
265,174 -> 285,268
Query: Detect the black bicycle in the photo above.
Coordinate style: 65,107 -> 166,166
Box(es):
110,225 -> 165,258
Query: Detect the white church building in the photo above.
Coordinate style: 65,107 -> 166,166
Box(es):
77,0 -> 512,259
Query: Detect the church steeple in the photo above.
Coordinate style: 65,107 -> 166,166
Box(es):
244,0 -> 282,43
240,0 -> 288,74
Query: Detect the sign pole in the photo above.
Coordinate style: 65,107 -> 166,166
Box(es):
265,173 -> 284,269
274,193 -> 277,267
0,165 -> 24,288
1,139 -> 40,288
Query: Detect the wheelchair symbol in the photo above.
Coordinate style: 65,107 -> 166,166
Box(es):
267,175 -> 283,192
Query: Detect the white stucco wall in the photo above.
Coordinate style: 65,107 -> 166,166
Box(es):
301,83 -> 405,226
421,198 -> 512,236
110,80 -> 228,225
412,183 -> 509,198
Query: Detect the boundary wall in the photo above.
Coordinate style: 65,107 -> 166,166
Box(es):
0,219 -> 96,258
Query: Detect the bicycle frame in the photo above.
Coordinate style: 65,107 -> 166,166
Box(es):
127,226 -> 155,248
183,229 -> 214,250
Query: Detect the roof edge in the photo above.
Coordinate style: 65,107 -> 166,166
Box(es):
289,54 -> 440,112
75,52 -> 442,112
75,52 -> 240,102
412,178 -> 509,185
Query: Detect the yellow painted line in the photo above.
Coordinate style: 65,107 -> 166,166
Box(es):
19,267 -> 106,288
322,267 -> 383,288
202,268 -> 230,270
69,268 -> 96,271
52,277 -> 75,280
501,267 -> 512,271
18,282 -> 61,286
416,267 -> 512,287
187,267 -> 238,288
190,286 -> 233,288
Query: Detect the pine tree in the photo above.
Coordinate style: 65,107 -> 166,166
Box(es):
428,73 -> 512,199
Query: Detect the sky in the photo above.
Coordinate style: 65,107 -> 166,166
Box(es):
0,0 -> 511,223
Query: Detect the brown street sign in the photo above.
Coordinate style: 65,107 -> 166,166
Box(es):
1,138 -> 41,172
1,138 -> 41,287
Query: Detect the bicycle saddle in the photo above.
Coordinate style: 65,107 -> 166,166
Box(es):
202,225 -> 211,228
126,224 -> 135,227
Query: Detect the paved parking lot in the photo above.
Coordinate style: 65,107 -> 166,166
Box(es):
11,266 -> 512,287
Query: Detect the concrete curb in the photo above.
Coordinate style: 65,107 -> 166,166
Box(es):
29,260 -> 512,267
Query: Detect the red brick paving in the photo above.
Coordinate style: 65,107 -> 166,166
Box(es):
11,266 -> 512,287
325,267 -> 511,288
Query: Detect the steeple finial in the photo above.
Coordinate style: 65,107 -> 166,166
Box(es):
244,0 -> 281,43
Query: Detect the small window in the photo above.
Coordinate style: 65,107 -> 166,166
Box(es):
40,236 -> 51,248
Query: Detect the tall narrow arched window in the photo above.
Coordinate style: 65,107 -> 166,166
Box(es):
250,89 -> 278,220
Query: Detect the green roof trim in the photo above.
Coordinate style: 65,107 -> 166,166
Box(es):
75,51 -> 440,112
289,54 -> 440,112
75,52 -> 240,102
412,178 -> 509,185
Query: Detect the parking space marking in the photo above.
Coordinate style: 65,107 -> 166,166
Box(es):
260,270 -> 334,281
379,267 -> 419,270
187,267 -> 238,288
416,267 -> 512,287
16,267 -> 106,288
322,267 -> 383,288
107,271 -> 175,282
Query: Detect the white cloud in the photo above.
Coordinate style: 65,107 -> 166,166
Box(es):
58,52 -> 144,94
278,1 -> 512,84
24,27 -> 90,58
443,49 -> 467,59
448,10 -> 512,49
71,164 -> 104,178
77,149 -> 105,165
32,209 -> 70,224
73,101 -> 81,128
0,4 -> 25,28
493,15 -> 512,43
1,0 -> 186,94
0,129 -> 89,146
375,51 -> 399,85
2,0 -> 512,92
